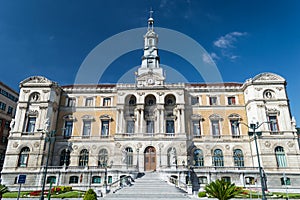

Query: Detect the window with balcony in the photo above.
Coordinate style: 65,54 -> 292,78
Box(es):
64,121 -> 73,138
230,120 -> 240,137
268,115 -> 279,132
233,149 -> 244,167
146,120 -> 154,134
79,149 -> 89,166
166,120 -> 175,134
213,149 -> 224,167
25,117 -> 36,133
98,148 -> 108,167
59,149 -> 70,166
101,120 -> 109,137
192,120 -> 201,137
211,120 -> 220,137
126,120 -> 135,134
82,121 -> 91,137
193,149 -> 204,167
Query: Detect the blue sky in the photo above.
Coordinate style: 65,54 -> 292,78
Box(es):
0,0 -> 299,122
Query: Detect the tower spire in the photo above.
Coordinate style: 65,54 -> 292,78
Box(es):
148,9 -> 154,31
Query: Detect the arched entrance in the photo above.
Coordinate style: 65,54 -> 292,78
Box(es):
144,146 -> 156,171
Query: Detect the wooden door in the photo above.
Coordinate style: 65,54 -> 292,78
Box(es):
144,146 -> 156,171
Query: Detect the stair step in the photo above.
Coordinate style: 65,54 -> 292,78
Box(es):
103,172 -> 190,200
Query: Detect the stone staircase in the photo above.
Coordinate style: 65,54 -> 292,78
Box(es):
103,172 -> 191,200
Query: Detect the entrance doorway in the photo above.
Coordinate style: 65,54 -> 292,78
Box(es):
144,146 -> 156,171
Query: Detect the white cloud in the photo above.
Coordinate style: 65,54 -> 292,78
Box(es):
202,53 -> 219,65
214,32 -> 247,49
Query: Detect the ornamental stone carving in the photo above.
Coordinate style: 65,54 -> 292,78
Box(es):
264,141 -> 271,148
287,141 -> 294,148
13,142 -> 18,148
34,142 -> 39,148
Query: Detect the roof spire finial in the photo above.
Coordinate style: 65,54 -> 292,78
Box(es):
148,8 -> 154,30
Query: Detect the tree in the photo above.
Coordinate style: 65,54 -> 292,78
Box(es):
83,188 -> 97,200
0,184 -> 9,200
204,179 -> 243,200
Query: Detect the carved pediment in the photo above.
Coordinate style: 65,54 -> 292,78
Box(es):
20,76 -> 57,87
252,73 -> 285,82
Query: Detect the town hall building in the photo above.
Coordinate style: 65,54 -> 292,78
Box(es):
1,16 -> 300,193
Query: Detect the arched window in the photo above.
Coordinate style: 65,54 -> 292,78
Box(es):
18,147 -> 30,167
233,149 -> 244,167
79,149 -> 89,166
275,146 -> 287,167
98,149 -> 108,167
125,147 -> 133,167
193,149 -> 204,167
60,149 -> 70,166
213,149 -> 224,167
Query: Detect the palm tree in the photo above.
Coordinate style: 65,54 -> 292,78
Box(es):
0,184 -> 9,200
204,179 -> 242,200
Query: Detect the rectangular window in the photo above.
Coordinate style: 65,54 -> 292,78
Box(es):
7,106 -> 13,115
127,120 -> 135,133
227,97 -> 236,105
26,117 -> 36,132
103,97 -> 111,106
82,121 -> 91,137
4,121 -> 10,129
85,97 -> 94,107
192,121 -> 201,137
269,115 -> 279,132
101,120 -> 109,136
108,176 -> 112,184
0,102 -> 6,111
2,136 -> 7,143
245,177 -> 255,185
67,98 -> 76,107
230,120 -> 240,137
146,120 -> 154,133
92,176 -> 101,184
64,121 -> 73,138
209,97 -> 218,105
166,120 -> 175,134
211,120 -> 220,137
191,96 -> 199,105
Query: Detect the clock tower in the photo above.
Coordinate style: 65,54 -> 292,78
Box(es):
136,12 -> 165,87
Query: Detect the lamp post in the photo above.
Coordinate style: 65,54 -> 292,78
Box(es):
38,129 -> 56,200
104,160 -> 113,194
236,121 -> 270,200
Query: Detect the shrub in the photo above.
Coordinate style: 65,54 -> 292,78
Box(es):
83,189 -> 97,200
198,191 -> 206,197
204,179 -> 243,200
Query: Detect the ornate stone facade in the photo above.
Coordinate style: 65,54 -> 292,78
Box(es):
2,17 -> 300,193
